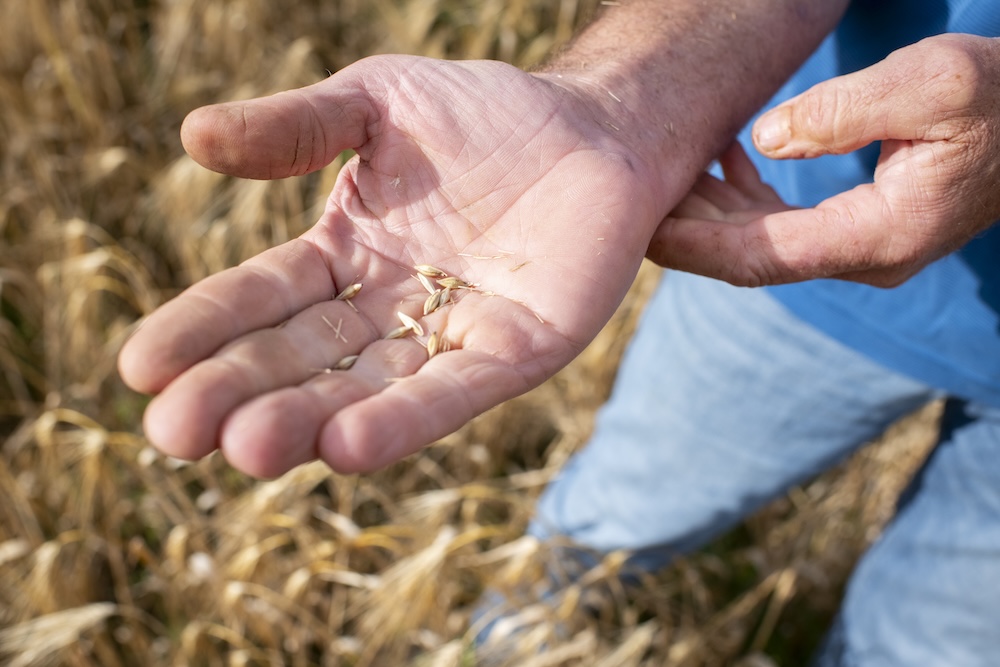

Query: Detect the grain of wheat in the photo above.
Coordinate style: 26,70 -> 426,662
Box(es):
397,311 -> 424,336
427,331 -> 439,358
384,325 -> 412,340
436,276 -> 471,290
416,272 -> 437,294
333,355 -> 359,370
414,264 -> 447,279
423,289 -> 444,315
335,283 -> 363,300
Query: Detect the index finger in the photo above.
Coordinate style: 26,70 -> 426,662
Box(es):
317,348 -> 532,473
118,237 -> 336,393
651,184 -> 896,286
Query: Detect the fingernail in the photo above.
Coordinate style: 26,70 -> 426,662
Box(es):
754,106 -> 791,153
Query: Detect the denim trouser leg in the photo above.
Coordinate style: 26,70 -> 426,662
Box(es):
812,399 -> 1000,667
530,271 -> 937,569
518,270 -> 1000,665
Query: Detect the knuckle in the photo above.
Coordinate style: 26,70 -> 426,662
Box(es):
792,83 -> 869,152
794,87 -> 841,141
731,234 -> 787,287
908,35 -> 991,118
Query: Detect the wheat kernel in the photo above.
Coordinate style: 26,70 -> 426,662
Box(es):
416,273 -> 437,294
335,283 -> 362,300
414,264 -> 447,278
384,325 -> 411,340
333,355 -> 359,370
436,276 -> 470,290
423,290 -> 443,315
397,311 -> 424,336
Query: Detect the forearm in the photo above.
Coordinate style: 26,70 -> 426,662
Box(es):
537,0 -> 849,217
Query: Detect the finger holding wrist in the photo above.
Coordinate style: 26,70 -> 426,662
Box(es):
650,184 -> 919,287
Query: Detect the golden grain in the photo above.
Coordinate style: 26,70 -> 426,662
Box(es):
384,325 -> 412,340
427,331 -> 439,358
335,282 -> 363,301
397,311 -> 424,336
333,355 -> 359,370
436,276 -> 471,290
414,264 -> 447,278
423,289 -> 444,315
0,3 -> 926,666
416,272 -> 438,295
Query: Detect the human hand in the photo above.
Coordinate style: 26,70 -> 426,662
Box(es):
118,56 -> 661,478
647,33 -> 1000,287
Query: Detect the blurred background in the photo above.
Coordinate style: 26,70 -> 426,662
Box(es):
0,1 -> 939,665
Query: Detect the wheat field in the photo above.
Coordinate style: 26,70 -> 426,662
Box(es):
0,2 -> 939,665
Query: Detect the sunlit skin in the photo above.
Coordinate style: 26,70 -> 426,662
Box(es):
652,34 -> 1000,288
119,5 -> 1000,480
119,58 -> 664,478
119,0 -> 849,479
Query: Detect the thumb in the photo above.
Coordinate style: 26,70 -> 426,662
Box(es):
180,69 -> 374,180
752,39 -> 951,160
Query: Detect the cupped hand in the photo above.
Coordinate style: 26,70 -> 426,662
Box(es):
648,33 -> 1000,287
118,56 -> 661,478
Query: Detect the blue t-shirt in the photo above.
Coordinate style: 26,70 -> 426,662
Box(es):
740,0 -> 1000,407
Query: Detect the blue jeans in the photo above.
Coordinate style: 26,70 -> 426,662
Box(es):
528,271 -> 1000,666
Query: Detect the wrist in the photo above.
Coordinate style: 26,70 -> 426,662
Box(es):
532,65 -> 702,217
531,1 -> 849,218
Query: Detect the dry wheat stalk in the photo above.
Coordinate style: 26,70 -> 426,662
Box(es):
0,3 -> 928,666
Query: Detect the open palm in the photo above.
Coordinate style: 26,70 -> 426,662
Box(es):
119,56 -> 661,477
